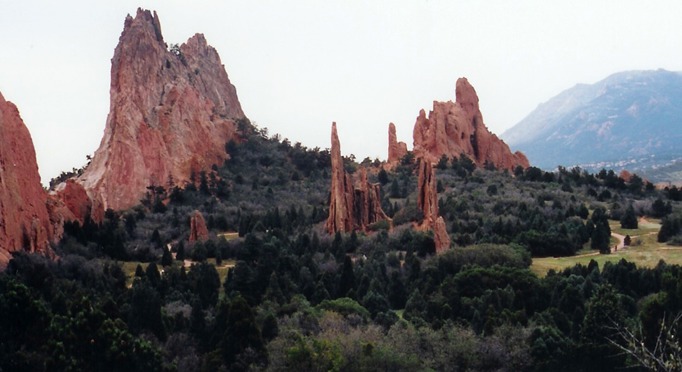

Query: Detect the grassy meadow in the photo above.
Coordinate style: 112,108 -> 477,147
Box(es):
531,218 -> 682,276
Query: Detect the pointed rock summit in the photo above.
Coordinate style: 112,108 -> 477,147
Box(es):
326,123 -> 390,233
76,8 -> 245,212
0,92 -> 55,267
412,78 -> 529,171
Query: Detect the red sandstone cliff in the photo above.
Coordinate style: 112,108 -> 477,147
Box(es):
413,78 -> 529,171
76,8 -> 245,212
416,160 -> 450,253
326,123 -> 390,233
0,92 -> 55,267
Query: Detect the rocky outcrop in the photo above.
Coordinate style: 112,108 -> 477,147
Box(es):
0,92 -> 55,267
416,160 -> 450,253
619,170 -> 633,183
76,8 -> 245,212
326,123 -> 390,234
50,180 -> 104,225
413,78 -> 529,171
354,168 -> 390,229
189,210 -> 209,243
387,122 -> 408,166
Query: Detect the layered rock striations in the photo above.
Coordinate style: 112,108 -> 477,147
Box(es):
387,122 -> 408,166
326,123 -> 390,233
413,78 -> 529,171
76,8 -> 245,212
0,92 -> 55,267
416,160 -> 450,253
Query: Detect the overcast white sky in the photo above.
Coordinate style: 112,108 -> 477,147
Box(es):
2,1 -> 682,184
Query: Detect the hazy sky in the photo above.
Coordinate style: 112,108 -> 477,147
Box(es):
2,1 -> 682,184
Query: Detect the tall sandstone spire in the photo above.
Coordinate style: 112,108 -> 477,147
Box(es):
387,122 -> 408,166
416,160 -> 450,253
326,122 -> 389,233
413,78 -> 529,171
76,8 -> 245,212
0,92 -> 55,268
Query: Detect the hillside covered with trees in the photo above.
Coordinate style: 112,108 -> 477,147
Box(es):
4,120 -> 682,371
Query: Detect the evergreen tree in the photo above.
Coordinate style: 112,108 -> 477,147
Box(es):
620,205 -> 638,229
378,168 -> 389,185
176,240 -> 186,261
591,207 -> 612,254
161,246 -> 173,267
221,295 -> 264,366
337,256 -> 356,298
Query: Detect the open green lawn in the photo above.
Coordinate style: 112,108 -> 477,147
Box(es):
218,232 -> 240,240
609,218 -> 661,236
532,218 -> 682,277
121,258 -> 236,286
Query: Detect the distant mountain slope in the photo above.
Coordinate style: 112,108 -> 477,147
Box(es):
502,70 -> 682,181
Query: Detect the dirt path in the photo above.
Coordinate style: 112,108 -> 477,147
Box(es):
612,233 -> 626,251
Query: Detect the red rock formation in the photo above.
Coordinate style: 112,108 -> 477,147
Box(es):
327,122 -> 355,233
47,180 -> 106,242
326,123 -> 390,234
412,78 -> 529,171
50,180 -> 103,224
619,170 -> 633,183
354,168 -> 390,229
0,92 -> 55,267
416,159 -> 450,253
77,8 -> 245,212
189,210 -> 209,243
387,122 -> 408,166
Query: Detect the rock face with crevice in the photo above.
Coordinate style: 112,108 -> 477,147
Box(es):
76,8 -> 245,213
189,210 -> 209,243
413,78 -> 529,171
326,122 -> 390,233
416,160 -> 450,253
0,92 -> 55,267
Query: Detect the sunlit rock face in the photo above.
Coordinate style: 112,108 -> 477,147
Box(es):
77,8 -> 245,212
413,77 -> 529,171
326,122 -> 390,234
0,92 -> 55,268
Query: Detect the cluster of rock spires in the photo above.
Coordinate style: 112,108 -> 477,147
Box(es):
382,77 -> 531,252
389,78 -> 529,171
0,8 -> 530,266
326,123 -> 451,252
325,123 -> 390,233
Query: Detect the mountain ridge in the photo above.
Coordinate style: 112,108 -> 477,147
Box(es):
503,69 -> 682,181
